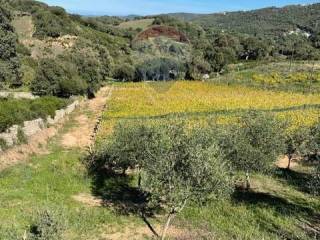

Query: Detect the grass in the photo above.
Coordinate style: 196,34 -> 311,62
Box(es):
1,138 -> 319,239
0,111 -> 143,240
179,172 -> 320,240
118,19 -> 154,30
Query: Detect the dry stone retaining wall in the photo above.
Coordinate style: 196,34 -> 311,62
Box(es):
0,100 -> 79,152
0,92 -> 38,99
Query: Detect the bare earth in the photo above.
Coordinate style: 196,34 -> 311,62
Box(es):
61,86 -> 111,149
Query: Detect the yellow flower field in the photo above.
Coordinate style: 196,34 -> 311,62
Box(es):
98,81 -> 320,137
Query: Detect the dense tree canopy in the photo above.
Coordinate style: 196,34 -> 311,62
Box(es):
0,6 -> 21,88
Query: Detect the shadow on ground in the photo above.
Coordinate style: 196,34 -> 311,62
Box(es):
90,169 -> 161,237
274,168 -> 312,195
233,187 -> 320,239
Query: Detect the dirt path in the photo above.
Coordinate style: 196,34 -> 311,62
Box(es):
61,86 -> 112,149
0,86 -> 112,171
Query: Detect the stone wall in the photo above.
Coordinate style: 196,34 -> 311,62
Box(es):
0,100 -> 79,152
0,92 -> 38,99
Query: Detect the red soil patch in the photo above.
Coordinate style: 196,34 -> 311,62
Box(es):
134,25 -> 190,43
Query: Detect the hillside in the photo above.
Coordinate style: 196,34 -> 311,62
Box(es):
167,3 -> 320,36
0,0 -> 319,91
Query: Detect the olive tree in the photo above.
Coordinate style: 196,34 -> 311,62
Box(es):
139,123 -> 233,239
284,127 -> 310,170
220,111 -> 286,189
89,121 -> 233,239
307,121 -> 320,162
309,164 -> 320,196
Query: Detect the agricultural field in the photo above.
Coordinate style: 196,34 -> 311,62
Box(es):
118,18 -> 155,30
217,61 -> 320,93
97,81 -> 320,138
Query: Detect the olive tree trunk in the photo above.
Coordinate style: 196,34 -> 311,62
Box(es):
161,212 -> 175,240
245,171 -> 251,190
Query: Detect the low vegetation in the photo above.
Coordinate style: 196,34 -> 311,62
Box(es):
0,96 -> 69,132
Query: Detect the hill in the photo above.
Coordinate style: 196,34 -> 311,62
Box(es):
0,0 -> 319,90
167,3 -> 320,36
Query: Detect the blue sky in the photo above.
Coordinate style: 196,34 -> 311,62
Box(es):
39,0 -> 320,16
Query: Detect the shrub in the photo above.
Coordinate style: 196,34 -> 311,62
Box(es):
135,58 -> 185,81
30,59 -> 64,96
284,127 -> 311,169
31,58 -> 90,97
16,43 -> 31,56
59,77 -> 87,98
113,63 -> 136,82
0,97 -> 69,132
29,210 -> 66,240
309,165 -> 320,196
17,127 -> 27,145
0,138 -> 7,151
306,120 -> 320,162
0,6 -> 22,87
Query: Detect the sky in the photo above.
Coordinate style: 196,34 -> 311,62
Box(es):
39,0 -> 320,16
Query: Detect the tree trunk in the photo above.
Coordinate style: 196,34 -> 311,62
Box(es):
138,169 -> 142,188
161,213 -> 175,240
287,154 -> 293,170
245,171 -> 251,191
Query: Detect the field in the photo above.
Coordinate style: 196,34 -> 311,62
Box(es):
217,61 -> 320,93
118,18 -> 154,30
98,81 -> 320,138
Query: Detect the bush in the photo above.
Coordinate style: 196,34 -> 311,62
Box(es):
30,59 -> 64,96
17,127 -> 27,144
0,6 -> 22,87
29,210 -> 66,240
113,63 -> 136,82
309,165 -> 320,196
0,97 -> 69,132
135,58 -> 185,81
306,121 -> 320,162
31,58 -> 90,97
0,138 -> 7,151
59,77 -> 87,98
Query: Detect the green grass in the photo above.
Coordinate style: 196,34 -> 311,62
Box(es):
179,172 -> 320,240
118,18 -> 154,30
0,113 -> 142,240
2,121 -> 318,240
1,146 -> 319,239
